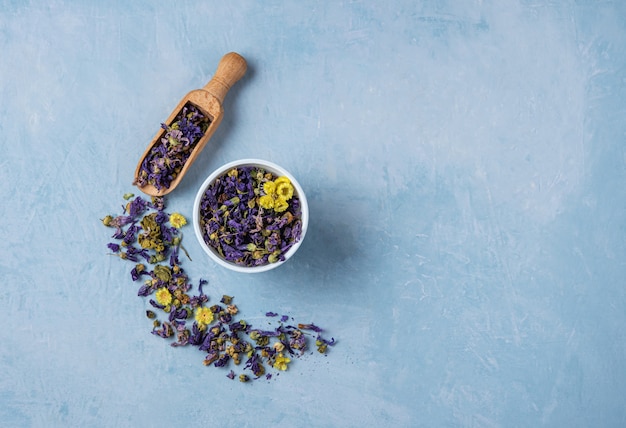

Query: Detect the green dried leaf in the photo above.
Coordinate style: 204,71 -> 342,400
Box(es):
153,265 -> 172,282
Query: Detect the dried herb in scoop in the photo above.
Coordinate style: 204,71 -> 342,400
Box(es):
134,103 -> 211,191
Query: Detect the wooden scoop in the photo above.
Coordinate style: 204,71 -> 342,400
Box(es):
134,52 -> 247,196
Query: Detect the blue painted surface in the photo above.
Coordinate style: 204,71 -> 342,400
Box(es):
1,1 -> 625,427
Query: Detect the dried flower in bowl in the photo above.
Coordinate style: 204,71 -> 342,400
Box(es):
193,159 -> 309,273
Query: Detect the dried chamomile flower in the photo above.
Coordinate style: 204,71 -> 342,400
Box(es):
276,185 -> 293,202
155,287 -> 172,306
195,306 -> 214,327
169,213 -> 187,229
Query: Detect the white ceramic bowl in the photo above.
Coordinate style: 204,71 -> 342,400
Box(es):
193,159 -> 309,273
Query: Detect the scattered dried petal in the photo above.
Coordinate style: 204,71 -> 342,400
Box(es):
103,193 -> 334,382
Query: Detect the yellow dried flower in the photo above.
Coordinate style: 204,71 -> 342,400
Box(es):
273,197 -> 289,213
259,194 -> 275,209
155,287 -> 172,306
273,353 -> 291,371
273,176 -> 290,187
263,181 -> 276,195
169,213 -> 187,229
195,306 -> 214,326
276,182 -> 294,201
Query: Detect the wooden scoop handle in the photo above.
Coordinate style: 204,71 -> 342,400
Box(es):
203,52 -> 247,104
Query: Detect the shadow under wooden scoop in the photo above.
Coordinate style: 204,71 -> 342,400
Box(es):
134,52 -> 247,196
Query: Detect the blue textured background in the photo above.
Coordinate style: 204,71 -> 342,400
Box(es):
1,1 -> 625,427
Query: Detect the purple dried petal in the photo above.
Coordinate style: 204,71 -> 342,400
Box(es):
317,335 -> 336,346
169,307 -> 190,322
214,354 -> 230,367
129,197 -> 148,218
154,210 -> 168,225
199,331 -> 214,352
122,252 -> 139,262
197,278 -> 207,296
229,320 -> 247,332
250,326 -> 284,337
297,323 -> 323,333
122,224 -> 140,244
107,243 -> 120,252
108,215 -> 133,229
126,245 -> 151,262
289,335 -> 307,353
149,197 -> 166,211
222,243 -> 244,261
149,299 -> 165,309
188,324 -> 206,346
130,265 -> 149,281
169,251 -> 180,267
137,284 -> 151,296
152,322 -> 174,338
244,353 -> 265,377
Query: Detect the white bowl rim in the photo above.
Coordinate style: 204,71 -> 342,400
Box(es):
192,158 -> 309,273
